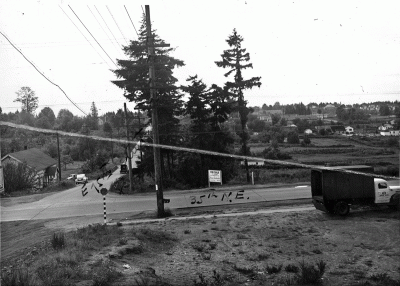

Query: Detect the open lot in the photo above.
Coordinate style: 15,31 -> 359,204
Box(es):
1,203 -> 399,286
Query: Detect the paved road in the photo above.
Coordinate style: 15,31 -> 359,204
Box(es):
1,169 -> 399,222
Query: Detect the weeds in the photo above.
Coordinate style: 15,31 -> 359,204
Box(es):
91,260 -> 121,286
51,232 -> 66,250
266,264 -> 283,274
285,264 -> 299,273
1,268 -> 35,286
193,270 -> 224,286
296,260 -> 326,284
369,272 -> 400,286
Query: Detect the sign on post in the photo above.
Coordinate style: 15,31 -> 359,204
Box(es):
208,170 -> 222,188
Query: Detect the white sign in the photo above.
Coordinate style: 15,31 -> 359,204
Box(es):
208,170 -> 222,187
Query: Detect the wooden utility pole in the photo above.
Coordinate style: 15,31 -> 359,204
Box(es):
145,5 -> 164,217
124,103 -> 134,193
56,132 -> 62,182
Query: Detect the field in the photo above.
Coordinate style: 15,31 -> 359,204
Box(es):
248,135 -> 399,170
1,203 -> 400,286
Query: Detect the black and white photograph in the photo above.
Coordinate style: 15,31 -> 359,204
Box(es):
1,1 -> 399,285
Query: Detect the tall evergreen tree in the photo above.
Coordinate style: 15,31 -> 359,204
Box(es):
112,14 -> 184,181
112,15 -> 184,140
89,102 -> 99,130
215,29 -> 261,182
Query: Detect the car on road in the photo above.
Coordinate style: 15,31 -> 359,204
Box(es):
67,174 -> 77,180
75,174 -> 88,185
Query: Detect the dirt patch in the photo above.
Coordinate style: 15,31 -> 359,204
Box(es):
1,204 -> 400,286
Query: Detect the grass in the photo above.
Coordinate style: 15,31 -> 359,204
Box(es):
2,224 -> 126,286
1,268 -> 35,286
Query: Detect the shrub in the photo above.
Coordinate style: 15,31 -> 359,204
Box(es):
266,264 -> 283,274
296,260 -> 326,284
285,264 -> 299,273
3,162 -> 37,194
287,131 -> 300,144
51,232 -> 66,250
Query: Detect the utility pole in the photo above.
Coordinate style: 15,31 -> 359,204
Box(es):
0,130 -> 4,194
124,103 -> 134,193
146,5 -> 164,217
56,131 -> 62,183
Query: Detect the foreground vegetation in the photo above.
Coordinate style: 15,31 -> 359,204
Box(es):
2,207 -> 400,286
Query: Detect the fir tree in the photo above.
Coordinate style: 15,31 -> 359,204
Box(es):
112,14 -> 184,182
215,29 -> 261,182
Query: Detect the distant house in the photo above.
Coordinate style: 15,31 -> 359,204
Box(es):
345,126 -> 354,135
330,125 -> 346,135
378,124 -> 393,131
1,148 -> 58,188
304,129 -> 313,135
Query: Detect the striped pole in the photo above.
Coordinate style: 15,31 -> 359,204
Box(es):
103,195 -> 107,225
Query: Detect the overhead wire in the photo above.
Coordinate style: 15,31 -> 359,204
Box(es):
106,6 -> 129,46
0,30 -> 88,116
87,5 -> 124,57
59,5 -> 112,69
94,5 -> 125,55
68,5 -> 118,68
1,121 -> 399,182
124,5 -> 139,38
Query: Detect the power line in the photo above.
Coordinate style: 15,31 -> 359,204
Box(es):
124,5 -> 139,38
94,5 -> 124,54
87,5 -> 124,57
59,5 -> 112,69
106,6 -> 129,46
0,30 -> 88,116
68,5 -> 118,68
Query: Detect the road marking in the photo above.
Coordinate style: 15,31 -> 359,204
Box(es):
295,186 -> 308,188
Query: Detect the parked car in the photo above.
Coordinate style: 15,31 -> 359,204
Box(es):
67,174 -> 77,180
75,174 -> 88,185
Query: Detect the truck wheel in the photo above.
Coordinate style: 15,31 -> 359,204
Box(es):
334,201 -> 350,216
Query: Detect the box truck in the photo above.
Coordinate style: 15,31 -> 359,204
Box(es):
311,165 -> 400,215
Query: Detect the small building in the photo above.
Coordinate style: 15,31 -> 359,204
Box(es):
1,148 -> 58,189
345,126 -> 354,135
330,125 -> 346,135
304,129 -> 313,135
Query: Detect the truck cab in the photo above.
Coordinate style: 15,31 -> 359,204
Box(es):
375,178 -> 400,205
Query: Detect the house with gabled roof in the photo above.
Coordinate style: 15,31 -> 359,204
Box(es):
1,148 -> 58,188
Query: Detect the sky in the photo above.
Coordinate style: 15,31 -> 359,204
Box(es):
1,0 -> 400,117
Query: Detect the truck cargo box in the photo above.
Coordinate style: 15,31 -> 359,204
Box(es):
311,165 -> 375,201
